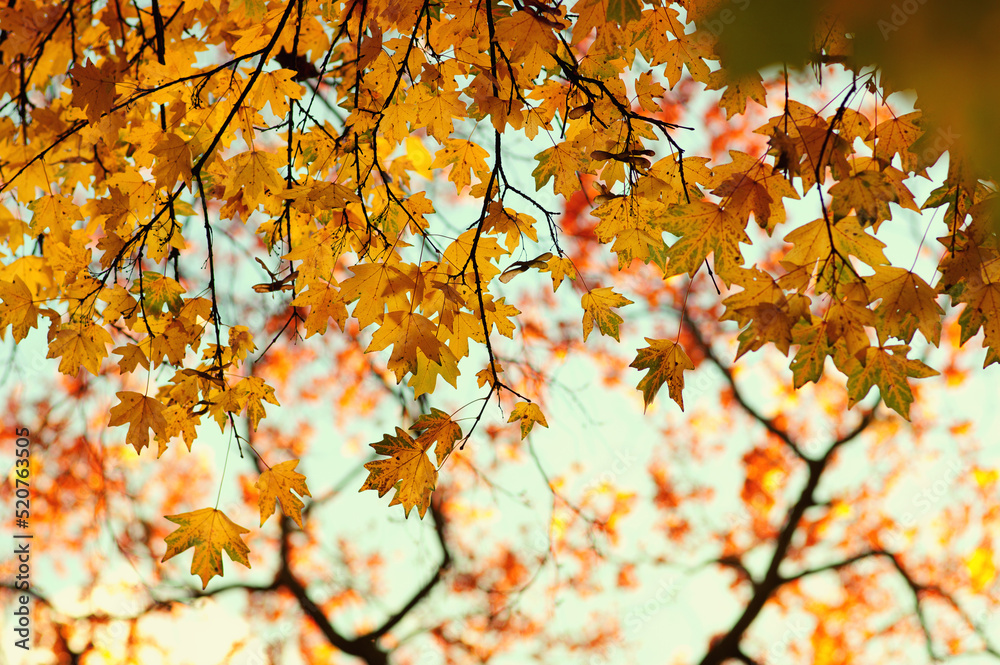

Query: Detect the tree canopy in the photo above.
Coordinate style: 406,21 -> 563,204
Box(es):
2,0 -> 1000,662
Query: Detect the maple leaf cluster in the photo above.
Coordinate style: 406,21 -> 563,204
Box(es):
1,0 -> 998,589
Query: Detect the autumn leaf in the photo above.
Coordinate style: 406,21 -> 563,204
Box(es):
783,216 -> 888,270
845,345 -> 939,420
256,459 -> 312,528
508,402 -> 548,439
409,86 -> 466,140
705,70 -> 767,120
47,323 -> 113,376
108,391 -> 170,454
248,69 -> 304,117
581,287 -> 633,341
161,508 -> 251,589
828,170 -> 899,225
790,321 -> 833,389
367,310 -> 445,383
361,427 -> 437,518
237,376 -> 280,431
221,150 -> 285,207
291,283 -> 349,337
605,0 -> 642,26
149,133 -> 194,189
0,277 -> 41,342
630,338 -> 695,411
593,194 -> 668,269
866,266 -> 943,345
532,143 -> 589,198
114,343 -> 150,373
69,59 -> 118,121
658,201 -> 749,284
865,112 -> 924,172
132,271 -> 185,315
408,346 -> 461,397
431,139 -> 491,193
338,262 -> 415,330
410,408 -> 463,466
708,150 -> 800,234
954,280 -> 1000,368
540,256 -> 577,291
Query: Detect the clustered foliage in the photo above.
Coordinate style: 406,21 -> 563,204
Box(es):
1,0 -> 998,591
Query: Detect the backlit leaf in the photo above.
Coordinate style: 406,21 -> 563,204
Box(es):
256,460 -> 312,528
162,508 -> 251,589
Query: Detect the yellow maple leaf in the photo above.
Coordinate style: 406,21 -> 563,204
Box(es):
157,404 -> 199,456
581,287 -> 633,341
338,261 -> 415,330
0,277 -> 41,342
47,322 -> 113,375
367,310 -> 445,383
248,69 -> 304,118
236,376 -> 280,431
407,346 -> 461,398
630,338 -> 695,411
291,283 -> 349,337
430,139 -> 491,193
540,256 -> 577,291
108,391 -> 170,454
866,266 -> 944,345
410,407 -> 463,466
409,85 -> 465,141
865,112 -> 924,172
532,143 -> 589,198
381,100 -> 418,145
829,170 -> 899,225
161,508 -> 251,589
113,343 -> 150,373
440,228 -> 507,282
69,59 -> 118,122
709,150 -> 800,234
659,201 -> 749,284
783,216 -> 887,270
508,401 -> 548,439
956,280 -> 1000,368
705,70 -> 767,119
845,345 -> 939,420
593,194 -> 667,269
131,271 -> 185,315
149,132 -> 193,189
361,427 -> 438,518
496,10 -> 562,62
256,459 -> 311,528
221,150 -> 284,208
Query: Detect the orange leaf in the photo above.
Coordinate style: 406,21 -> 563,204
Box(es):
410,408 -> 463,466
108,391 -> 170,454
256,460 -> 312,528
47,322 -> 113,375
361,427 -> 437,518
161,508 -> 251,589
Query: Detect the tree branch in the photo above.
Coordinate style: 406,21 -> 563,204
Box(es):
364,497 -> 452,641
682,310 -> 808,461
